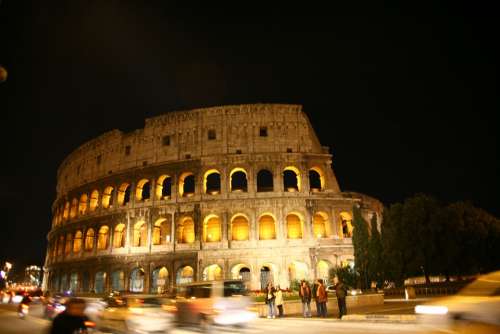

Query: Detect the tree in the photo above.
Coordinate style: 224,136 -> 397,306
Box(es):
352,204 -> 370,289
368,214 -> 383,288
381,203 -> 406,286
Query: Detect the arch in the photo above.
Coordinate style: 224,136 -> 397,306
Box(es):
63,201 -> 70,220
176,266 -> 194,285
81,271 -> 90,292
89,190 -> 99,211
317,260 -> 332,283
117,183 -> 131,206
73,230 -> 82,253
97,225 -> 109,250
129,268 -> 145,292
340,211 -> 353,238
113,224 -> 126,248
57,235 -> 64,256
231,264 -> 251,281
69,198 -> 78,219
283,166 -> 301,192
258,214 -> 276,240
135,178 -> 151,201
133,221 -> 148,247
288,261 -> 308,283
260,264 -> 276,290
69,272 -> 79,292
84,228 -> 95,251
64,233 -> 73,255
309,167 -> 325,191
78,193 -> 88,215
286,213 -> 303,239
60,273 -> 68,292
95,271 -> 107,294
102,186 -> 114,209
313,212 -> 329,238
203,214 -> 221,242
151,267 -> 169,294
230,168 -> 248,192
202,264 -> 222,281
231,214 -> 249,241
177,217 -> 195,244
153,218 -> 171,245
203,169 -> 221,195
156,175 -> 172,200
257,169 -> 273,192
179,172 -> 195,197
111,270 -> 125,291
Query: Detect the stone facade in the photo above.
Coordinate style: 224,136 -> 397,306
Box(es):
43,104 -> 382,294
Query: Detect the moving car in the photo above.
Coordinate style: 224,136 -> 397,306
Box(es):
175,280 -> 257,331
415,270 -> 500,331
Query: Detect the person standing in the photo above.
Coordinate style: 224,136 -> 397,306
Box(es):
275,285 -> 284,317
334,276 -> 348,318
299,280 -> 312,317
317,279 -> 328,318
264,282 -> 276,319
312,279 -> 320,317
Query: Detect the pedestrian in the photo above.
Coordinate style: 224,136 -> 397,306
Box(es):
317,279 -> 328,318
333,276 -> 348,319
275,285 -> 284,317
264,282 -> 276,319
50,298 -> 91,334
312,279 -> 320,317
299,280 -> 312,317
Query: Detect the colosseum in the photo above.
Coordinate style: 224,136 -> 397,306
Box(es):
43,104 -> 383,294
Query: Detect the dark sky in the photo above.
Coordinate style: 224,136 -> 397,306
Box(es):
0,1 -> 498,271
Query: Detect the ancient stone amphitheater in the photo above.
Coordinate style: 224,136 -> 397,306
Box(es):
43,104 -> 382,294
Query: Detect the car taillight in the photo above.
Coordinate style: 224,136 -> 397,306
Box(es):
84,321 -> 96,328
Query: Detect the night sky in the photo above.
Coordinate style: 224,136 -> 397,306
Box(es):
0,1 -> 498,273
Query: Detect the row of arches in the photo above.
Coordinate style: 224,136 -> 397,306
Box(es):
52,166 -> 326,227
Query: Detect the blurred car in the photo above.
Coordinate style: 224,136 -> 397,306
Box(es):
174,280 -> 257,331
415,270 -> 500,331
97,295 -> 174,334
326,284 -> 362,296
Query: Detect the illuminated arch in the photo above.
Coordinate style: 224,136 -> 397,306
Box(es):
283,166 -> 301,192
135,178 -> 151,201
97,225 -> 109,250
73,230 -> 82,253
95,271 -> 107,294
69,198 -> 78,219
63,201 -> 70,220
57,235 -> 64,256
313,212 -> 329,238
286,213 -> 303,239
203,169 -> 221,195
177,217 -> 195,243
133,221 -> 148,247
78,193 -> 88,215
203,214 -> 221,242
178,172 -> 195,197
288,261 -> 309,282
231,264 -> 251,281
230,168 -> 248,192
309,167 -> 325,191
260,263 -> 277,289
113,223 -> 126,248
231,214 -> 249,241
258,214 -> 276,240
64,233 -> 73,255
202,264 -> 222,281
156,175 -> 172,200
89,190 -> 99,211
153,218 -> 171,245
176,266 -> 194,285
117,183 -> 131,205
317,260 -> 332,282
84,228 -> 95,251
340,211 -> 353,238
102,186 -> 114,209
257,169 -> 273,192
151,267 -> 169,294
129,268 -> 144,292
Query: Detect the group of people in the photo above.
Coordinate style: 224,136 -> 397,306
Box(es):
264,276 -> 348,319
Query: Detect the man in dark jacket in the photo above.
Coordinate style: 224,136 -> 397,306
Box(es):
299,280 -> 312,317
312,279 -> 320,317
50,298 -> 90,334
334,276 -> 348,318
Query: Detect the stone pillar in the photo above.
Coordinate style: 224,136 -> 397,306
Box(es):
222,211 -> 228,243
170,212 -> 176,246
126,214 -> 131,250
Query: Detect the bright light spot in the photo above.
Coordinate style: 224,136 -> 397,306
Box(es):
415,305 -> 448,315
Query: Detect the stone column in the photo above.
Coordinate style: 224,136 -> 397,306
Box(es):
126,214 -> 132,250
170,212 -> 176,246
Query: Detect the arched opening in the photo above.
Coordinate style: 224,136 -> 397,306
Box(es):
63,202 -> 70,220
313,212 -> 328,239
177,217 -> 195,244
317,260 -> 331,283
111,270 -> 125,291
64,233 -> 73,255
135,179 -> 151,201
73,230 -> 82,253
153,218 -> 171,245
129,268 -> 145,292
97,226 -> 109,250
69,198 -> 78,219
176,266 -> 194,285
230,168 -> 248,192
308,167 -> 324,192
57,235 -> 64,256
113,224 -> 126,248
283,166 -> 301,192
89,190 -> 99,211
95,272 -> 106,294
204,169 -> 221,195
340,211 -> 353,238
203,264 -> 222,281
84,228 -> 95,251
78,194 -> 88,215
117,183 -> 131,206
133,221 -> 148,247
258,214 -> 276,240
60,273 -> 68,292
82,272 -> 90,292
260,265 -> 273,290
231,264 -> 251,282
179,172 -> 195,197
231,215 -> 249,241
156,175 -> 172,200
286,213 -> 303,239
288,261 -> 308,282
203,215 -> 221,242
151,267 -> 169,294
102,186 -> 114,209
69,272 -> 79,292
257,169 -> 273,192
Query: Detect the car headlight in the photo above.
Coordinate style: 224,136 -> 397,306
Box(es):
415,305 -> 448,315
